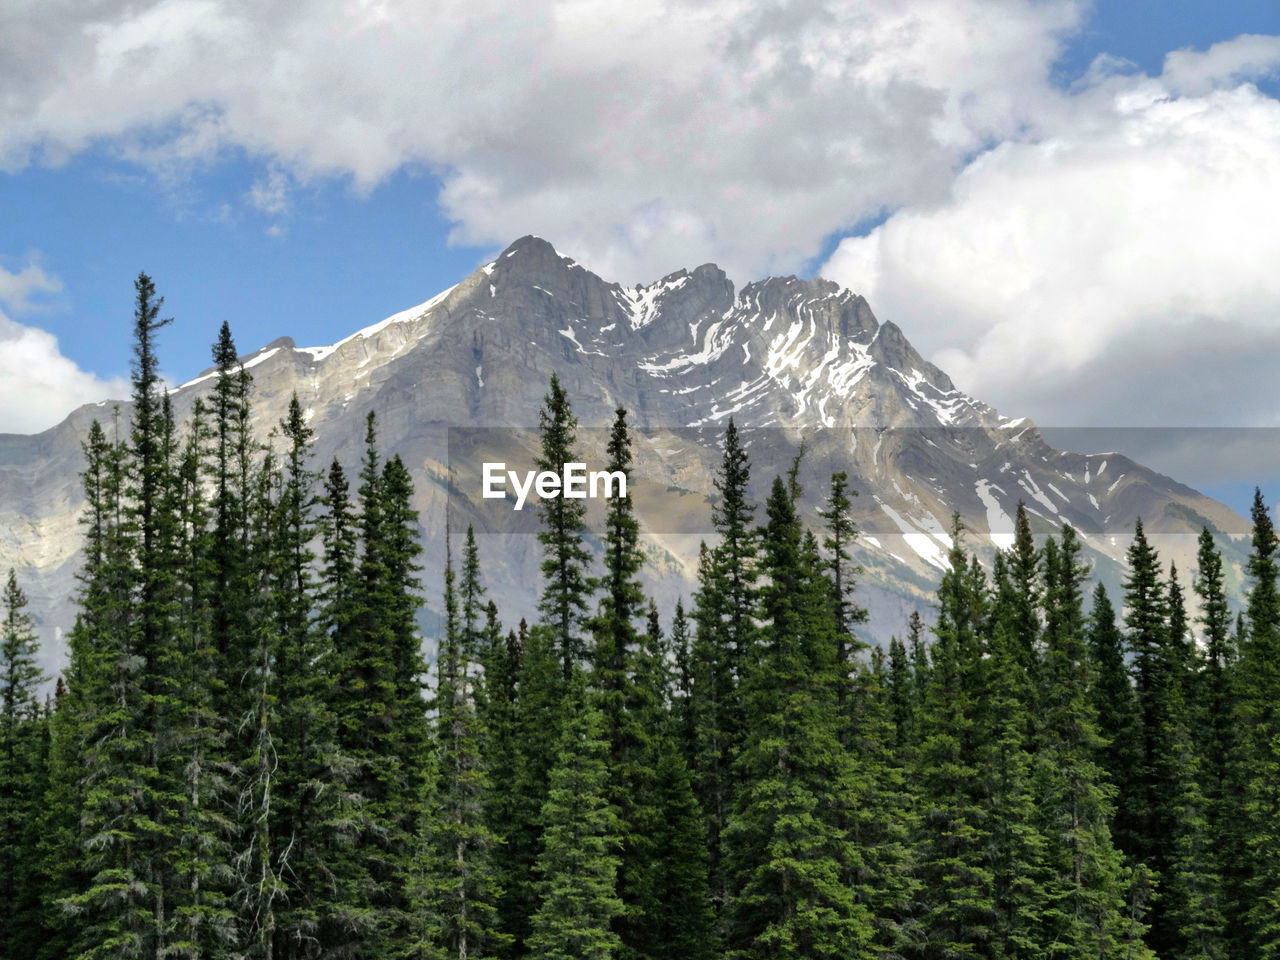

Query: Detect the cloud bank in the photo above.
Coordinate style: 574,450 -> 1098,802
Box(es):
0,261 -> 129,434
0,0 -> 1083,281
3,2 -> 1280,429
822,38 -> 1280,427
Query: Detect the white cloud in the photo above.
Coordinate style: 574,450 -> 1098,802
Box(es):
822,38 -> 1280,427
0,0 -> 1083,281
0,261 -> 129,434
1163,33 -> 1280,96
0,260 -> 61,311
7,2 -> 1280,435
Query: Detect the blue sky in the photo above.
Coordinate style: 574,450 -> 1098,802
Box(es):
2,0 -> 1279,512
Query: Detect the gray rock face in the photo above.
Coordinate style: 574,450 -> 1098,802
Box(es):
0,236 -> 1251,674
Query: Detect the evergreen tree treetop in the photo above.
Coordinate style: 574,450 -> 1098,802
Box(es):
535,374 -> 592,680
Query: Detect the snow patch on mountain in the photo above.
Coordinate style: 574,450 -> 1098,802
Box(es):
299,283 -> 457,362
975,480 -> 1015,550
619,275 -> 690,330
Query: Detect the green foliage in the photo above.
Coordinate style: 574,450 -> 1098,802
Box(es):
1086,582 -> 1141,858
690,419 -> 759,921
726,477 -> 874,960
27,287 -> 1274,960
527,674 -> 623,960
535,374 -> 593,680
433,528 -> 505,960
1036,528 -> 1152,959
910,520 -> 998,958
1238,489 -> 1280,957
0,570 -> 48,957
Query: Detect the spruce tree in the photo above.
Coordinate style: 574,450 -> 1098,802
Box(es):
1193,526 -> 1243,950
377,451 -> 435,954
818,471 -> 868,715
478,610 -> 522,960
690,419 -> 758,921
907,609 -> 930,702
535,374 -> 592,680
435,528 -> 504,960
1121,519 -> 1216,957
845,640 -> 920,956
505,622 -> 563,954
1237,489 -> 1280,957
725,477 -> 873,959
43,417 -> 127,958
981,548 -> 1046,958
623,606 -> 715,960
885,635 -> 914,752
1036,528 -> 1152,958
164,386 -> 236,959
527,673 -> 623,960
38,675 -> 85,960
257,395 -> 358,960
67,275 -> 184,959
1008,502 -> 1042,673
670,599 -> 697,766
910,518 -> 997,957
0,569 -> 47,957
1086,582 -> 1140,858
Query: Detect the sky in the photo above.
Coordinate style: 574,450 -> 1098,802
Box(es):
2,0 -> 1279,510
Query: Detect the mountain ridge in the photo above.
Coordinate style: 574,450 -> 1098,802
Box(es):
0,235 -> 1251,675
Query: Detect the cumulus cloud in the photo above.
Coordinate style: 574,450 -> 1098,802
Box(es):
0,261 -> 129,434
0,0 -> 1083,281
822,37 -> 1280,428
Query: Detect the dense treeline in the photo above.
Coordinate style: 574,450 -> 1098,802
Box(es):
2,273 -> 1280,958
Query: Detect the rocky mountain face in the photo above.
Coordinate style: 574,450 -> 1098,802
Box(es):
0,236 -> 1251,675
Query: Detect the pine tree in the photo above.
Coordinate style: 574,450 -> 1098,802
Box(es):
478,611 -> 522,960
886,635 -> 914,752
910,518 -> 997,958
527,674 -> 623,960
690,419 -> 758,922
1237,489 -> 1280,957
725,477 -> 873,960
1036,528 -> 1152,958
622,606 -> 715,960
66,274 -> 185,959
818,471 -> 868,716
435,528 -> 505,960
1086,582 -> 1140,859
164,385 -> 236,959
0,569 -> 47,958
981,548 -> 1046,958
38,675 -> 86,960
505,621 -> 563,954
1121,519 -> 1216,957
42,417 -> 127,959
535,374 -> 592,680
1193,526 -> 1244,951
845,641 -> 920,956
256,395 -> 360,960
1008,502 -> 1042,674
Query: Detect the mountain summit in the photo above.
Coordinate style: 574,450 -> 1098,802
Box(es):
0,236 -> 1247,669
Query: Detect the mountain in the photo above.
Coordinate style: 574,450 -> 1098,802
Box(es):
0,235 -> 1251,675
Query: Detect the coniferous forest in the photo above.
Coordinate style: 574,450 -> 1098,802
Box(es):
6,274 -> 1280,960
